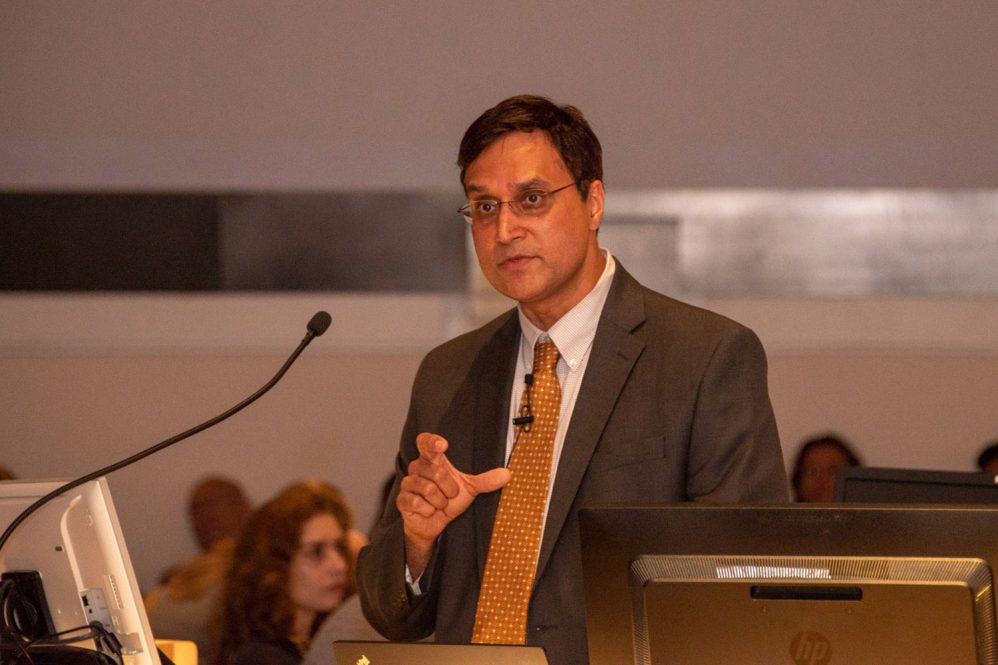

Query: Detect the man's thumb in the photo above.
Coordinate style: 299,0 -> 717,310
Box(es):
467,466 -> 511,496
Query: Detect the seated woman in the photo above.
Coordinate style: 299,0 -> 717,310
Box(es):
213,479 -> 355,665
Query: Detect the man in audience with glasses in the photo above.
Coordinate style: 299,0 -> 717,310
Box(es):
356,94 -> 787,665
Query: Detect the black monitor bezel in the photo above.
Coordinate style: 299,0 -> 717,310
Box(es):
835,466 -> 998,504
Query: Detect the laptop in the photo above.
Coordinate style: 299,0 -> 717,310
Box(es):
332,641 -> 549,665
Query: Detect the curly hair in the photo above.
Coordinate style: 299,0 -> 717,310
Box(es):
212,479 -> 354,665
457,94 -> 603,200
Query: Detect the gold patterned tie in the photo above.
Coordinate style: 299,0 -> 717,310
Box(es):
472,336 -> 561,644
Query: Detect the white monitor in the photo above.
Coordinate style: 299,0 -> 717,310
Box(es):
0,477 -> 161,665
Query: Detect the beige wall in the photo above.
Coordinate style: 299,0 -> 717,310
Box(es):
2,1 -> 997,190
2,2 -> 998,590
718,298 -> 998,471
3,294 -> 998,589
1,349 -> 419,589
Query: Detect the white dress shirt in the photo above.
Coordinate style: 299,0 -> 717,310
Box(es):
506,250 -> 616,526
408,250 -> 616,592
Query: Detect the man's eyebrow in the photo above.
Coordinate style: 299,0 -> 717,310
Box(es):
465,178 -> 549,195
515,178 -> 549,190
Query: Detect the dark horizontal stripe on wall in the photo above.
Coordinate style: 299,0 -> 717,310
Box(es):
1,193 -> 220,290
0,192 -> 466,292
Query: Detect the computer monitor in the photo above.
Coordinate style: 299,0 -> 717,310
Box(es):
0,478 -> 161,665
579,503 -> 998,665
836,466 -> 998,504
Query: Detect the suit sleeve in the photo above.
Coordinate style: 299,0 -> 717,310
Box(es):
355,372 -> 441,641
685,325 -> 789,502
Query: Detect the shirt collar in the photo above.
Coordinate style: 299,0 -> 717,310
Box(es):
517,250 -> 616,371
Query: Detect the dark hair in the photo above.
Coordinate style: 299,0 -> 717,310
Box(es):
790,434 -> 863,500
212,479 -> 354,665
188,475 -> 249,511
457,94 -> 603,199
977,441 -> 998,471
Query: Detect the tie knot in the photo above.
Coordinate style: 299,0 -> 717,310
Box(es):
532,337 -> 560,375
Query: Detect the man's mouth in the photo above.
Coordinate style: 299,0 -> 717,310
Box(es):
500,254 -> 533,269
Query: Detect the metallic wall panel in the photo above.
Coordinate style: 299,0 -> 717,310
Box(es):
605,189 -> 998,298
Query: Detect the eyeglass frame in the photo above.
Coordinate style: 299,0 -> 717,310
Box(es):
456,181 -> 580,226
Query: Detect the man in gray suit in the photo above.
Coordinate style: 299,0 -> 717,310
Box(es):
356,95 -> 788,665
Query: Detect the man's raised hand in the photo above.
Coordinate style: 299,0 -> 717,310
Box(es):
397,432 -> 510,576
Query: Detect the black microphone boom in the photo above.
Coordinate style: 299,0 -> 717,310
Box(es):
0,311 -> 332,553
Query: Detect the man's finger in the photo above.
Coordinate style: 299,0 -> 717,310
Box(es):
465,466 -> 511,496
401,474 -> 451,510
416,432 -> 448,462
397,490 -> 438,518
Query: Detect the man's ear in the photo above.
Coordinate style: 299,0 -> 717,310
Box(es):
587,179 -> 605,231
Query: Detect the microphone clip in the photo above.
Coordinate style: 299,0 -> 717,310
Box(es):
512,373 -> 535,431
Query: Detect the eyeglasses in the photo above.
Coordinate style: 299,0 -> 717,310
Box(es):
457,182 -> 578,226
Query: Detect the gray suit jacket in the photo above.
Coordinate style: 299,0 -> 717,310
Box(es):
357,265 -> 788,665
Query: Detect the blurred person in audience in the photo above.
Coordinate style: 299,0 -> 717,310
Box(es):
791,433 -> 863,502
976,440 -> 998,474
213,479 -> 356,665
155,475 -> 252,586
145,537 -> 236,662
301,580 -> 384,665
188,475 -> 253,554
302,474 -> 396,665
145,475 -> 252,660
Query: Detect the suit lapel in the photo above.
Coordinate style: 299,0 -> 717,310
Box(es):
535,267 -> 647,579
470,312 -> 520,576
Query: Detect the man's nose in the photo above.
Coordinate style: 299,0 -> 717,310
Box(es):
495,203 -> 525,242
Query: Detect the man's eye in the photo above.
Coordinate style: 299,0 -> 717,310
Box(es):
520,192 -> 546,209
474,201 -> 498,215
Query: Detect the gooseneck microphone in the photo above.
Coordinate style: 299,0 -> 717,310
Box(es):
0,311 -> 332,553
307,310 -> 332,338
